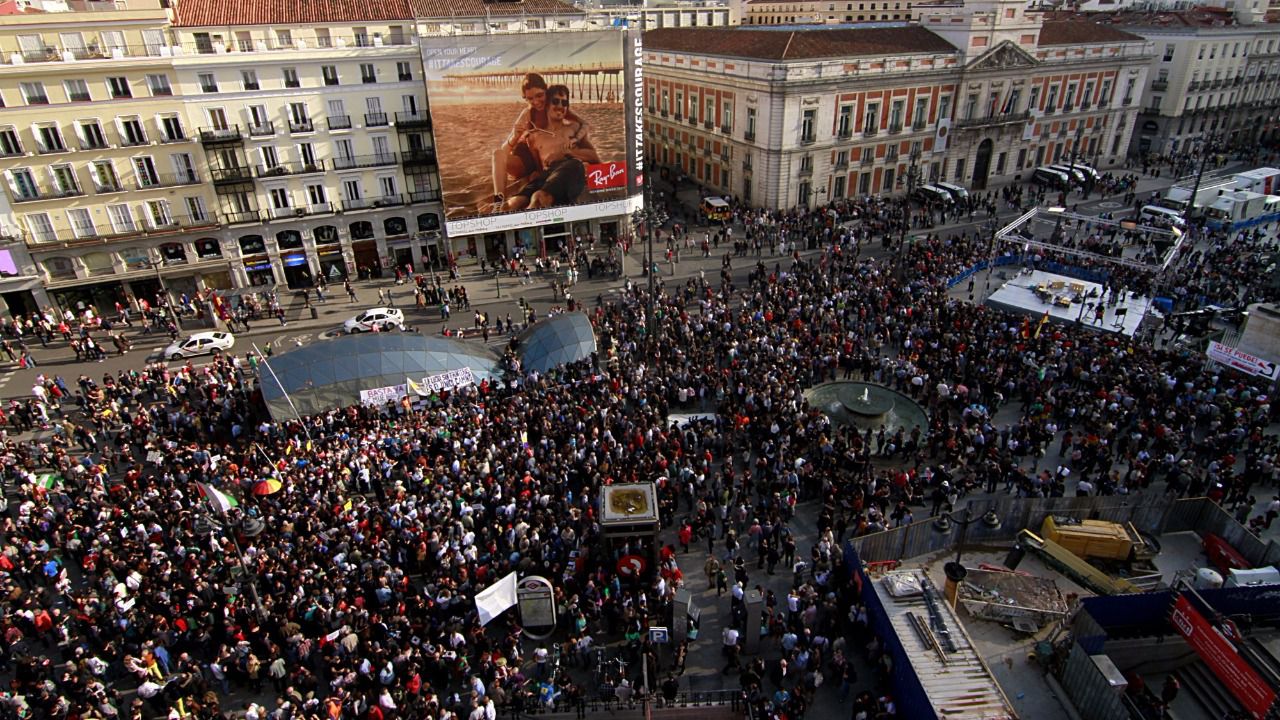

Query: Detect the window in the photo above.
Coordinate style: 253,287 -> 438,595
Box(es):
64,79 -> 90,103
36,125 -> 66,153
354,27 -> 370,47
276,29 -> 293,48
746,107 -> 756,138
397,62 -> 412,82
50,164 -> 78,195
864,103 -> 880,132
289,102 -> 310,127
147,74 -> 173,96
723,101 -> 732,130
20,82 -> 48,105
335,138 -> 355,162
689,97 -> 698,124
889,100 -> 904,129
319,66 -> 340,87
0,128 -> 21,156
269,187 -> 291,210
343,179 -> 362,200
283,67 -> 300,88
260,146 -> 279,170
198,73 -> 218,93
145,200 -> 172,229
1064,84 -> 1076,111
91,161 -> 121,192
67,208 -> 96,238
675,91 -> 683,118
107,77 -> 131,99
241,70 -> 259,91
16,34 -> 46,62
371,135 -> 391,159
160,116 -> 185,142
913,98 -> 929,126
1163,44 -> 1175,62
107,204 -> 136,233
186,197 -> 208,222
1045,85 -> 1059,112
838,105 -> 853,136
120,117 -> 147,146
133,157 -> 160,187
299,143 -> 317,167
307,184 -> 327,206
26,214 -> 56,243
8,169 -> 39,200
78,121 -> 107,150
801,108 -> 816,142
316,28 -> 332,48
938,95 -> 952,120
379,176 -> 397,197
361,63 -> 377,84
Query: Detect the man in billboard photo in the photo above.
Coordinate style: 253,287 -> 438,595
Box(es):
490,74 -> 593,213
502,84 -> 600,212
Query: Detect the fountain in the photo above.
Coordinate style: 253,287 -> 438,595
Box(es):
804,381 -> 929,433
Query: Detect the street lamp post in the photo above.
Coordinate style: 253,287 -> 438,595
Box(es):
146,259 -> 182,330
632,186 -> 668,347
1186,133 -> 1221,223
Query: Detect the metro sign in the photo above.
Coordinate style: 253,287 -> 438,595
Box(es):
586,161 -> 628,191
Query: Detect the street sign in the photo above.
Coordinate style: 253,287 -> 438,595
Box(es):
617,554 -> 648,578
1206,341 -> 1280,381
648,626 -> 669,644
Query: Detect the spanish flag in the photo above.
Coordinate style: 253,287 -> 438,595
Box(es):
1033,310 -> 1050,339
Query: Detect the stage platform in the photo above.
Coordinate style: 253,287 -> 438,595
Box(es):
985,269 -> 1154,337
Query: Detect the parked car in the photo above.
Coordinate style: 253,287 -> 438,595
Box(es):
1032,167 -> 1072,189
344,307 -> 405,333
912,184 -> 954,205
164,331 -> 236,360
934,181 -> 970,203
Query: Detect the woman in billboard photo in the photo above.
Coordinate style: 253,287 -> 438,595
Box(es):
500,85 -> 601,212
489,73 -> 594,213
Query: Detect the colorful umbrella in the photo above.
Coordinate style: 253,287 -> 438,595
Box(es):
252,478 -> 283,496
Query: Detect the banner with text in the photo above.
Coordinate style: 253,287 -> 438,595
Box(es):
1171,593 -> 1276,719
1206,341 -> 1280,381
408,367 -> 476,396
359,384 -> 408,407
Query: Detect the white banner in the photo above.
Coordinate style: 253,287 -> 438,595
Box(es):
359,384 -> 408,407
408,367 -> 476,396
1206,341 -> 1280,380
475,572 -> 519,626
445,194 -> 643,237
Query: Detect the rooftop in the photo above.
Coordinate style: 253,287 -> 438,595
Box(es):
643,25 -> 957,59
1050,6 -> 1249,29
1037,19 -> 1145,44
173,0 -> 581,26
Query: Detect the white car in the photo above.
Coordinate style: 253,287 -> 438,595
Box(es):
344,307 -> 405,333
164,331 -> 236,360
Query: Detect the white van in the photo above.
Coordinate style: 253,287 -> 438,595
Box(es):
1138,204 -> 1186,229
1047,164 -> 1088,186
934,181 -> 970,203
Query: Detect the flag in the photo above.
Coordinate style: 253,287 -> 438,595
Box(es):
474,571 -> 518,626
1033,310 -> 1050,339
197,482 -> 239,514
35,473 -> 62,490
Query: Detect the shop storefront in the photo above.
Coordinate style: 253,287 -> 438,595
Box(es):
281,252 -> 314,288
542,223 -> 570,257
244,257 -> 276,287
51,280 -> 128,318
352,239 -> 381,279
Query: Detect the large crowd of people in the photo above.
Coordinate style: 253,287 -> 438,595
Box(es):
0,168 -> 1277,720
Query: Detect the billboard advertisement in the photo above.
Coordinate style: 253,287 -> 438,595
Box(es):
421,30 -> 644,237
1171,593 -> 1276,719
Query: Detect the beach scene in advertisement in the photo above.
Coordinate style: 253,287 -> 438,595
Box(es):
421,32 -> 630,225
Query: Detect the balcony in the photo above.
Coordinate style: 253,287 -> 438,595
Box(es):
394,111 -> 431,129
210,166 -> 253,184
68,91 -> 91,102
799,134 -> 816,146
409,189 -> 441,204
135,173 -> 201,190
688,115 -> 697,125
365,113 -> 389,127
93,180 -> 125,194
1151,80 -> 1168,91
200,126 -> 243,145
797,165 -> 813,177
328,115 -> 352,131
36,142 -> 70,155
333,154 -> 397,170
79,138 -> 109,151
742,159 -> 752,171
401,149 -> 437,166
888,123 -> 903,134
834,159 -> 849,170
674,113 -> 683,122
288,119 -> 314,134
255,160 -> 326,178
10,190 -> 44,204
720,124 -> 731,134
119,135 -> 148,148
159,133 -> 188,144
912,119 -> 928,131
863,127 -> 878,137
221,210 -> 261,225
8,44 -> 170,65
342,194 -> 404,212
248,122 -> 276,137
954,110 -> 1031,130
744,131 -> 755,142
837,127 -> 853,140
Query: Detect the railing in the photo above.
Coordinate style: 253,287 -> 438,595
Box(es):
185,35 -> 414,55
93,181 -> 125,194
888,122 -> 903,133
742,159 -> 752,171
288,119 -> 314,133
401,149 -> 437,165
674,113 -> 683,122
704,120 -> 714,129
0,146 -> 21,157
744,131 -> 755,141
119,135 -> 148,148
68,91 -> 91,102
1151,80 -> 1168,91
342,194 -> 404,211
912,119 -> 928,130
409,189 -> 441,203
248,122 -> 276,137
797,165 -> 813,177
200,126 -> 242,144
394,111 -> 431,129
255,160 -> 326,178
23,94 -> 50,105
303,203 -> 337,216
328,115 -> 352,131
863,127 -> 878,136
221,210 -> 262,225
210,166 -> 253,183
954,110 -> 1031,129
512,689 -> 745,717
799,134 -> 816,145
365,112 -> 389,127
36,142 -> 69,154
333,154 -> 397,170
720,124 -> 731,134
79,138 -> 108,151
834,160 -> 849,170
10,191 -> 45,204
159,133 -> 188,144
33,213 -> 218,245
836,127 -> 853,139
135,173 -> 201,190
9,43 -> 169,65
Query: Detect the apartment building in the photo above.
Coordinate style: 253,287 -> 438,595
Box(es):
584,2 -> 733,30
171,0 -> 441,289
1078,6 -> 1280,156
742,0 -> 916,25
644,0 -> 1150,209
0,1 -> 223,313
